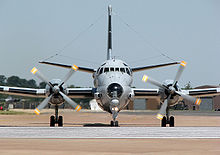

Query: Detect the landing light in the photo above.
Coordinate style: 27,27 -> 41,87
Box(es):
112,107 -> 119,112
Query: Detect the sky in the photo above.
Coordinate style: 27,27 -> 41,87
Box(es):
0,0 -> 220,89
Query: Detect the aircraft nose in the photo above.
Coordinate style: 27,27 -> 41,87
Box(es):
107,83 -> 123,98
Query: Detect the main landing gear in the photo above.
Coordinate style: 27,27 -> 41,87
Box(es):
161,116 -> 174,127
161,107 -> 175,127
110,120 -> 119,127
50,105 -> 63,127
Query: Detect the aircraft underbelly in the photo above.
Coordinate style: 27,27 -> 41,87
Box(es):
97,99 -> 129,114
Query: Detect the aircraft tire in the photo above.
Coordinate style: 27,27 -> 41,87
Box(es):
58,116 -> 63,127
169,116 -> 174,127
110,121 -> 114,127
50,115 -> 55,127
115,121 -> 119,127
161,116 -> 166,127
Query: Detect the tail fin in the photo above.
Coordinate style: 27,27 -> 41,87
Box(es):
107,5 -> 112,60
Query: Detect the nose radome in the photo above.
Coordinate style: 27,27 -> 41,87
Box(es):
107,83 -> 123,98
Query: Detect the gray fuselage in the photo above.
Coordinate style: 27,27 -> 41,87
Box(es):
93,59 -> 133,113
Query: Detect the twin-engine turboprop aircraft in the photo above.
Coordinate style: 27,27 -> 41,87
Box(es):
0,5 -> 220,127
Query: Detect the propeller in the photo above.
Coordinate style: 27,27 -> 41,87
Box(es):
142,61 -> 201,120
31,65 -> 81,115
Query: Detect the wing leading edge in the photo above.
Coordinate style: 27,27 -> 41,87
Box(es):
132,62 -> 180,72
132,88 -> 160,99
133,87 -> 220,99
67,88 -> 95,98
0,86 -> 95,99
0,86 -> 46,97
182,88 -> 220,97
39,61 -> 95,73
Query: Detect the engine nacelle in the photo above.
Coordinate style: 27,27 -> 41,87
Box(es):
159,80 -> 181,106
128,92 -> 134,101
94,92 -> 102,100
45,79 -> 67,105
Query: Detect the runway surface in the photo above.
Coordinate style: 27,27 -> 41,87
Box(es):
0,127 -> 220,138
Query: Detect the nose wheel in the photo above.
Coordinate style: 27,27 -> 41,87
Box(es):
50,105 -> 63,127
110,108 -> 119,127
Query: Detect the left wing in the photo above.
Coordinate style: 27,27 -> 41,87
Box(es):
132,62 -> 180,72
0,86 -> 46,97
132,87 -> 220,99
132,88 -> 160,99
182,88 -> 220,97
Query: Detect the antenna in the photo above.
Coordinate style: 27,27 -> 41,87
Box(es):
107,5 -> 112,60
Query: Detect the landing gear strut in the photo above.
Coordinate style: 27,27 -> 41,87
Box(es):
110,110 -> 119,127
50,105 -> 63,127
161,107 -> 174,127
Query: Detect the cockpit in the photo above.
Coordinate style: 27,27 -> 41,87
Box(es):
97,67 -> 132,75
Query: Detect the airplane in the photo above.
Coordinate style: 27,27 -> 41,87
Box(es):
1,5 -> 220,127
0,96 -> 21,103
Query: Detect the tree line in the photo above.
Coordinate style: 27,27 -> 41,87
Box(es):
0,75 -> 91,109
0,75 -> 46,88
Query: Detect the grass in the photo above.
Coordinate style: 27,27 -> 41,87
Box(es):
0,110 -> 33,115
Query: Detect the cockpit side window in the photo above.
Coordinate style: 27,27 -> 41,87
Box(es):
126,68 -> 131,75
104,67 -> 109,73
115,68 -> 119,71
129,68 -> 133,75
120,68 -> 125,73
99,67 -> 103,74
97,68 -> 100,74
110,67 -> 114,72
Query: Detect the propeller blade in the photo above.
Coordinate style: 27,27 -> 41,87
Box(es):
142,75 -> 167,90
59,91 -> 81,112
156,96 -> 170,120
31,67 -> 53,88
172,61 -> 186,87
176,91 -> 201,105
34,95 -> 52,115
59,65 -> 78,87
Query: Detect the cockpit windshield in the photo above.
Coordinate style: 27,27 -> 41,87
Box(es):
104,68 -> 109,73
98,67 -> 132,75
120,68 -> 125,73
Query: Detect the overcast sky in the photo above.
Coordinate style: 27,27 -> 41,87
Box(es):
0,0 -> 220,88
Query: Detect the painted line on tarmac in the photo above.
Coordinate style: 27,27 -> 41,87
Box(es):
0,127 -> 220,139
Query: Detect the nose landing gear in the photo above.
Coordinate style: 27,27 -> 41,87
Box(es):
110,109 -> 119,127
50,105 -> 63,127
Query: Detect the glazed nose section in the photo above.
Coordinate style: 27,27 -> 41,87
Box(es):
107,83 -> 123,98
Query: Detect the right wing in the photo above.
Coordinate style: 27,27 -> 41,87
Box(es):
39,61 -> 95,73
0,86 -> 46,98
182,88 -> 220,97
67,88 -> 95,98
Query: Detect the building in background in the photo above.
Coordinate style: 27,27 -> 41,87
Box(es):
183,85 -> 220,111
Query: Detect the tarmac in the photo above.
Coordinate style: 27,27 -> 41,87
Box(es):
0,109 -> 220,154
0,127 -> 220,138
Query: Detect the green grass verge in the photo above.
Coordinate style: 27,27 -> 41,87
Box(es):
0,110 -> 33,115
